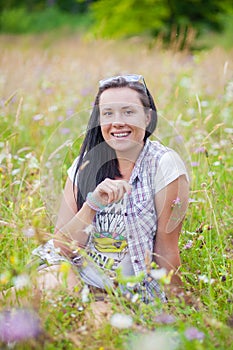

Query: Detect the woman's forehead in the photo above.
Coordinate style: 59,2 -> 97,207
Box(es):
99,87 -> 142,106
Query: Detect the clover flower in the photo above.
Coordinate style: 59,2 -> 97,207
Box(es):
184,327 -> 205,341
184,240 -> 193,250
0,308 -> 41,343
110,313 -> 133,329
155,312 -> 176,324
172,197 -> 181,208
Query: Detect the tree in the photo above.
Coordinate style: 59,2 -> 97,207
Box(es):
90,0 -> 233,39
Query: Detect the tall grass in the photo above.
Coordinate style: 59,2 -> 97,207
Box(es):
0,34 -> 232,349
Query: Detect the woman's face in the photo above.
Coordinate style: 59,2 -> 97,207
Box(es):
99,87 -> 151,156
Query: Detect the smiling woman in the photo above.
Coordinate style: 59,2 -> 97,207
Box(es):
32,74 -> 189,303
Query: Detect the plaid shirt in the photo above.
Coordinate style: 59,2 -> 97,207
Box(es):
124,139 -> 170,302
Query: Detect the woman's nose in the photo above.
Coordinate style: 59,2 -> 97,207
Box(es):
112,112 -> 125,126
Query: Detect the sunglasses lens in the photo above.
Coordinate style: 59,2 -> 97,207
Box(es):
99,74 -> 145,89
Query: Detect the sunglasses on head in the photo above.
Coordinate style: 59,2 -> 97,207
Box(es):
99,74 -> 147,91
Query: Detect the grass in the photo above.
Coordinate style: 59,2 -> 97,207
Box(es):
0,34 -> 232,349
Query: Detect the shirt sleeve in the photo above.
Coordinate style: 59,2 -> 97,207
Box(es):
154,150 -> 189,194
67,156 -> 79,186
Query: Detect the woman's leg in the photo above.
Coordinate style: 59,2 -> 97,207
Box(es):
36,265 -> 79,292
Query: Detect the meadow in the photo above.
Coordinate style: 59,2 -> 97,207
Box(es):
0,33 -> 232,349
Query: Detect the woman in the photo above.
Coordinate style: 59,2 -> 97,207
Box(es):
33,74 -> 189,303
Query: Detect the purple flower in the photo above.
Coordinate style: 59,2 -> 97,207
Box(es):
32,114 -> 43,121
66,108 -> 74,117
155,312 -> 176,324
188,198 -> 196,203
59,127 -> 70,135
0,308 -> 41,343
57,115 -> 64,122
185,327 -> 205,341
184,240 -> 193,250
194,147 -> 206,154
172,197 -> 181,208
175,135 -> 184,144
191,161 -> 199,167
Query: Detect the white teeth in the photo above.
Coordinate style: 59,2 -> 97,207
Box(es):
113,132 -> 129,138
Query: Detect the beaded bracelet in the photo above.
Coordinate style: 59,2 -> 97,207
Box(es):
86,192 -> 107,211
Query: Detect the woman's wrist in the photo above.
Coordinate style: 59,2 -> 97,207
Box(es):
86,192 -> 107,211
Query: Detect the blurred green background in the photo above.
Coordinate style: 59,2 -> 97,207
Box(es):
0,0 -> 233,49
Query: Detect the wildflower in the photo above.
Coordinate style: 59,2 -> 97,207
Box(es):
32,114 -> 43,121
188,198 -> 197,203
11,168 -> 20,176
59,127 -> 70,135
0,308 -> 41,343
150,267 -> 167,280
23,226 -> 36,238
194,147 -> 206,154
13,274 -> 30,290
110,313 -> 133,329
175,135 -> 183,144
200,101 -> 209,107
184,240 -> 193,250
224,128 -> 233,134
191,162 -> 199,167
57,115 -> 64,122
155,312 -> 176,324
213,161 -> 221,166
172,197 -> 181,208
81,285 -> 90,303
48,105 -> 58,112
129,330 -> 179,350
198,275 -> 214,284
184,327 -> 205,341
66,108 -> 74,117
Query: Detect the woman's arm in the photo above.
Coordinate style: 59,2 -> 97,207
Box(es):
53,177 -> 96,256
154,175 -> 189,294
53,177 -> 131,258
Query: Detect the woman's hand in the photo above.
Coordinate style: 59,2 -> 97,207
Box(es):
91,178 -> 132,206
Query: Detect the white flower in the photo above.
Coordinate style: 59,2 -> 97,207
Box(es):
11,169 -> 20,176
13,274 -> 30,290
81,285 -> 89,303
48,105 -> 58,112
23,227 -> 36,237
110,313 -> 133,329
129,331 -> 179,350
198,275 -> 214,284
150,268 -> 167,280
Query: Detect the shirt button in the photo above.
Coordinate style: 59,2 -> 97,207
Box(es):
129,235 -> 133,239
134,259 -> 139,264
124,213 -> 128,216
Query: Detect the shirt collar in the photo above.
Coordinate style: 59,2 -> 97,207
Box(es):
129,139 -> 150,184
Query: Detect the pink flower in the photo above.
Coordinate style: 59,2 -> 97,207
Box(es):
0,308 -> 41,343
185,327 -> 205,341
184,240 -> 193,250
191,162 -> 199,167
172,197 -> 181,208
155,312 -> 176,324
59,127 -> 70,135
194,147 -> 206,154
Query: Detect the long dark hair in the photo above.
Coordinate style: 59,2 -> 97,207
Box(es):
73,77 -> 158,210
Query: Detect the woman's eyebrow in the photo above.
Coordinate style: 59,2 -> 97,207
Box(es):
100,107 -> 113,111
121,105 -> 134,109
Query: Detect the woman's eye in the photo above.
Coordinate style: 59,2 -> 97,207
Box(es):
103,111 -> 112,116
125,110 -> 133,115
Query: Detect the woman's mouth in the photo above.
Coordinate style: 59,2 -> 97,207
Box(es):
111,132 -> 131,138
